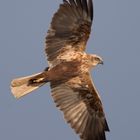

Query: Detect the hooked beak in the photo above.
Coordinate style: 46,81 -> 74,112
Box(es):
99,60 -> 104,65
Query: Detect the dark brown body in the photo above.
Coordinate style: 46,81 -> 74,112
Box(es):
30,61 -> 81,84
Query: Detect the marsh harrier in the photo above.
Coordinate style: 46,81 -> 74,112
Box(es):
11,0 -> 109,139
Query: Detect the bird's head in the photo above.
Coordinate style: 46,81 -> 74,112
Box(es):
89,54 -> 104,67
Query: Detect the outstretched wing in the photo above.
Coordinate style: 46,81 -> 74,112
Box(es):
45,0 -> 93,66
50,73 -> 109,140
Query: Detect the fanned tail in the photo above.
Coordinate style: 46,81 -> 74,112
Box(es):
11,72 -> 48,99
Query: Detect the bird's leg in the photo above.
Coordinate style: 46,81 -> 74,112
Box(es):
44,67 -> 49,71
28,71 -> 49,85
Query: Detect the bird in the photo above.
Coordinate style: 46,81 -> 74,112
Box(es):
10,0 -> 110,140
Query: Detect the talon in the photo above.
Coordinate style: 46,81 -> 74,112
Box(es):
44,67 -> 49,71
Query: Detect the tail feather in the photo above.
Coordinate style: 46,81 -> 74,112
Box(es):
11,72 -> 47,99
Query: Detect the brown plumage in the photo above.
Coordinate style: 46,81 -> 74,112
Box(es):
10,0 -> 109,140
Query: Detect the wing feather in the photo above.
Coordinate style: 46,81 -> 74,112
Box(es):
50,73 -> 109,140
88,0 -> 94,21
73,109 -> 88,133
81,0 -> 88,17
45,0 -> 93,67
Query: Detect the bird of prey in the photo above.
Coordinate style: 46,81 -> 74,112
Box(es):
11,0 -> 110,140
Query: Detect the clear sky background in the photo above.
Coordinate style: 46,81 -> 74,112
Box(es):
0,0 -> 140,140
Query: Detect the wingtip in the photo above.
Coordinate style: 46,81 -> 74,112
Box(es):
80,0 -> 93,22
63,0 -> 93,21
88,0 -> 94,21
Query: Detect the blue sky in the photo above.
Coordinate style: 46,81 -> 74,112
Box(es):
0,0 -> 140,140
